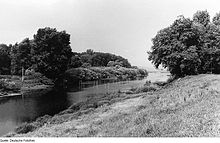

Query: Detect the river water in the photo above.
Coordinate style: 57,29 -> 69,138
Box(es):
0,71 -> 170,136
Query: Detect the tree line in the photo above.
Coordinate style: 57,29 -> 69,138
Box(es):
148,10 -> 220,78
0,27 -> 132,80
69,49 -> 131,69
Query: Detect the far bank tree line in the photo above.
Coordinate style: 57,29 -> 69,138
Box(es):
69,49 -> 131,69
148,10 -> 220,77
0,27 -> 132,80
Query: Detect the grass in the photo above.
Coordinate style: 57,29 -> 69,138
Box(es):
9,74 -> 220,137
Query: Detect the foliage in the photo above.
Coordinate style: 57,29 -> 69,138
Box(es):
193,10 -> 210,26
68,50 -> 131,68
133,85 -> 157,93
24,72 -> 54,86
4,27 -> 73,79
0,44 -> 11,75
1,26 -> 134,83
107,60 -> 123,67
212,12 -> 220,26
10,38 -> 33,75
68,53 -> 82,68
32,27 -> 72,79
0,79 -> 21,92
148,10 -> 220,77
15,123 -> 37,134
81,63 -> 92,68
65,66 -> 148,84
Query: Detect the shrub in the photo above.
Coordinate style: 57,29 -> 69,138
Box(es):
24,72 -> 54,86
0,79 -> 21,92
15,123 -> 37,134
65,66 -> 148,84
81,63 -> 92,68
141,86 -> 157,92
153,81 -> 167,86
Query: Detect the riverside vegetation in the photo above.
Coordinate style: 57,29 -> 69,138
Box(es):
0,27 -> 147,96
0,27 -> 148,136
7,74 -> 220,137
3,10 -> 220,137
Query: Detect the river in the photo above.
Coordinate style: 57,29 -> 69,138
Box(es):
0,71 -> 170,136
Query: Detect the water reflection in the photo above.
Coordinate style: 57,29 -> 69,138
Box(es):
0,90 -> 70,136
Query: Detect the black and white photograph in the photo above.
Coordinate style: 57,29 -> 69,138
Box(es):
0,0 -> 220,141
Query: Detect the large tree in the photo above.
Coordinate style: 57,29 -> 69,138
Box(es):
32,27 -> 72,79
148,16 -> 201,77
148,11 -> 220,77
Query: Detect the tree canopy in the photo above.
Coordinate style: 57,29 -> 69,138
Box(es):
0,44 -> 11,74
148,10 -> 220,77
0,27 -> 72,80
0,27 -> 132,80
32,27 -> 72,79
11,38 -> 33,75
68,49 -> 131,69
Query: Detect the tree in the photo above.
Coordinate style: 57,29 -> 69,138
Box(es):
86,49 -> 94,55
107,60 -> 123,67
148,15 -> 201,77
67,50 -> 132,69
68,54 -> 82,68
193,10 -> 210,27
0,44 -> 11,74
148,10 -> 220,77
213,12 -> 220,26
10,38 -> 33,75
32,27 -> 72,79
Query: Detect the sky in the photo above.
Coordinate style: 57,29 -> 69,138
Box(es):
0,0 -> 220,70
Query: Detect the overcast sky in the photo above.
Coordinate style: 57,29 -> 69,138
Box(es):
0,0 -> 220,70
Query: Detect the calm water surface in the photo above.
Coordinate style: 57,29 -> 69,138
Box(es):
0,71 -> 169,136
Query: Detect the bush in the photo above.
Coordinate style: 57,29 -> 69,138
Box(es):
0,79 -> 21,92
24,72 -> 54,86
35,115 -> 51,127
141,86 -> 157,92
65,67 -> 148,84
24,72 -> 44,80
15,123 -> 37,134
81,63 -> 91,68
153,81 -> 167,86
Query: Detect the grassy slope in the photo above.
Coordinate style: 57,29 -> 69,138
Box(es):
14,74 -> 220,137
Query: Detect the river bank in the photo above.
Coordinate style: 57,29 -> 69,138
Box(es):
0,66 -> 150,136
0,66 -> 148,97
64,66 -> 148,88
8,74 -> 220,137
4,71 -> 167,136
0,73 -> 54,98
7,79 -> 163,136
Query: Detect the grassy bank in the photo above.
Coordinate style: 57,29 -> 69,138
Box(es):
8,74 -> 220,137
